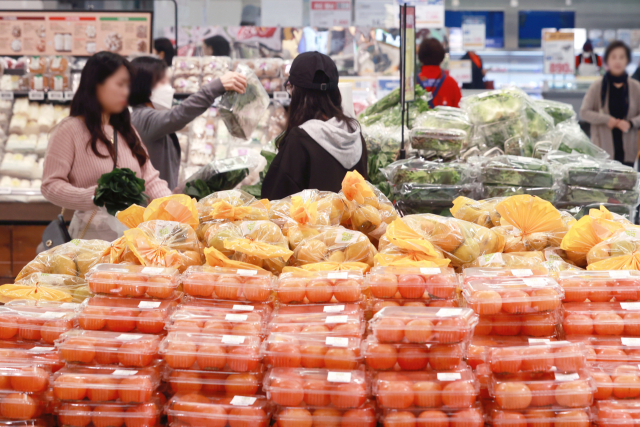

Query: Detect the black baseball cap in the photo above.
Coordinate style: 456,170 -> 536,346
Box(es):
287,51 -> 339,91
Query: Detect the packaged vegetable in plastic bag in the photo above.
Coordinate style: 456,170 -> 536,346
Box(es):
362,123 -> 403,197
587,228 -> 640,270
413,110 -> 472,143
143,194 -> 198,228
0,273 -> 90,303
116,204 -> 145,229
204,220 -> 293,274
16,239 -> 110,280
561,157 -> 639,191
551,122 -> 609,159
102,235 -> 140,265
480,156 -> 554,188
196,189 -> 270,240
476,116 -> 529,155
450,196 -> 503,228
218,63 -> 270,140
524,100 -> 555,156
183,154 -> 262,200
460,88 -> 527,125
409,127 -> 468,159
534,99 -> 577,125
382,158 -> 477,186
123,220 -> 202,272
375,218 -> 450,268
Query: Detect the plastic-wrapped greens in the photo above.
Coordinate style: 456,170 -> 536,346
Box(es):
524,101 -> 555,156
532,140 -> 553,159
183,154 -> 262,200
460,88 -> 527,124
362,123 -> 403,197
382,158 -> 477,186
534,99 -> 577,125
476,116 -> 528,155
395,183 -> 478,204
560,157 -> 639,190
413,111 -> 472,142
480,155 -> 554,187
410,127 -> 467,159
218,63 -> 270,139
551,121 -> 609,158
482,185 -> 556,202
560,186 -> 639,205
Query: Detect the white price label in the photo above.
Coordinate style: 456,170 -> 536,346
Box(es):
529,338 -> 551,344
116,334 -> 143,341
40,312 -> 66,319
610,271 -> 631,278
420,268 -> 441,275
325,315 -> 348,324
222,335 -> 246,344
273,91 -> 289,100
112,370 -> 138,376
237,269 -> 258,277
555,372 -> 580,381
233,305 -> 254,311
0,188 -> 11,195
326,337 -> 349,347
107,267 -> 130,273
230,396 -> 257,406
622,337 -> 640,346
478,253 -> 504,266
328,272 -> 349,279
141,267 -> 165,275
621,302 -> 640,310
323,305 -> 345,313
0,91 -> 14,100
436,308 -> 463,317
437,372 -> 462,381
225,314 -> 248,322
48,91 -> 63,101
138,301 -> 161,308
327,372 -> 352,383
522,278 -> 547,288
64,91 -> 74,100
334,230 -> 360,245
28,346 -> 54,353
28,91 -> 45,100
511,269 -> 533,277
60,303 -> 78,309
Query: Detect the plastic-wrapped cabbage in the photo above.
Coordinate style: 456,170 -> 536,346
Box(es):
460,88 -> 527,124
561,157 -> 638,191
480,155 -> 554,187
218,63 -> 270,139
476,116 -> 528,155
395,183 -> 478,204
409,127 -> 467,159
560,186 -> 639,206
525,101 -> 555,145
382,158 -> 476,186
183,154 -> 262,200
482,185 -> 556,203
413,111 -> 472,143
433,105 -> 469,117
532,140 -> 553,159
550,122 -> 609,159
362,124 -> 403,196
534,99 -> 577,125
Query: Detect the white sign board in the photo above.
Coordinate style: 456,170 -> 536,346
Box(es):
543,32 -> 575,75
261,0 -> 303,26
448,60 -> 472,84
354,0 -> 394,27
462,16 -> 485,50
310,0 -> 352,27
414,0 -> 444,29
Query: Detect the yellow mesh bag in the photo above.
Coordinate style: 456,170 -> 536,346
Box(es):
144,194 -> 199,227
587,228 -> 640,270
450,197 -> 503,228
116,204 -> 145,229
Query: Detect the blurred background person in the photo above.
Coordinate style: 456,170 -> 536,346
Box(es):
461,50 -> 486,89
153,38 -> 175,68
203,35 -> 231,56
576,40 -> 602,76
417,38 -> 461,107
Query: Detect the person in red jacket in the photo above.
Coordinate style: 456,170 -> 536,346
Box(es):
417,38 -> 461,108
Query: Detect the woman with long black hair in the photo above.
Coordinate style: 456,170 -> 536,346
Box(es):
261,51 -> 368,200
41,51 -> 171,240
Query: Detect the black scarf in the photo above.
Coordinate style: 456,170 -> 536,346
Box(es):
601,71 -> 629,118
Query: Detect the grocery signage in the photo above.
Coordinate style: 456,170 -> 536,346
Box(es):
462,16 -> 486,50
543,31 -> 575,75
400,0 -> 444,29
309,1 -> 352,27
448,60 -> 472,84
0,11 -> 152,56
354,0 -> 395,27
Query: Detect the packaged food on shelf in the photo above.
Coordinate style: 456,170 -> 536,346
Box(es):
558,270 -> 640,303
266,308 -> 364,337
481,185 -> 556,202
534,99 -> 577,125
182,266 -> 274,302
550,121 -> 609,158
27,57 -> 47,74
368,299 -> 460,318
267,189 -> 349,235
261,333 -> 362,369
561,158 -> 638,191
366,266 -> 458,300
489,369 -> 596,409
372,365 -> 478,409
85,263 -> 180,299
487,405 -> 592,427
409,128 -> 467,159
166,393 -> 273,427
362,336 -> 464,371
480,156 -> 554,188
0,390 -> 47,421
274,303 -> 363,316
48,56 -> 69,73
183,154 -> 262,201
460,88 -> 527,125
586,361 -> 640,400
525,101 -> 555,145
56,399 -> 162,427
566,335 -> 640,363
55,330 -> 161,367
159,331 -> 262,371
0,416 -> 53,426
473,311 -> 560,337
172,56 -> 201,77
49,74 -> 69,91
274,270 -> 366,304
488,341 -> 587,374
562,302 -> 640,336
369,306 -> 476,345
0,301 -> 78,344
586,229 -> 640,271
164,366 -> 265,395
476,117 -> 529,154
461,267 -> 551,283
28,75 -> 48,91
52,364 -> 160,403
272,401 -> 376,427
413,110 -> 472,141
166,303 -> 269,335
173,75 -> 200,93
0,343 -> 63,372
466,336 -> 559,370
382,159 -> 476,186
263,367 -> 367,408
201,56 -> 231,78
0,365 -> 52,394
379,405 -> 485,427
560,186 -> 639,206
393,183 -> 479,210
196,189 -> 269,227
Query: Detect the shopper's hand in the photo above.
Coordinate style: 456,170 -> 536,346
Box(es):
220,72 -> 247,94
608,117 -> 620,129
617,120 -> 631,133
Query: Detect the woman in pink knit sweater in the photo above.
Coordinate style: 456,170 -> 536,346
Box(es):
42,52 -> 172,241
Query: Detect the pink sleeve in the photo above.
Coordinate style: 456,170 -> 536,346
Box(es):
41,119 -> 99,211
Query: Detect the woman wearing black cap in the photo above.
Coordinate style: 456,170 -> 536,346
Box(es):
261,52 -> 368,200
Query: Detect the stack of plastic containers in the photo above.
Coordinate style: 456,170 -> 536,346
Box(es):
53,264 -> 182,426
164,266 -> 275,427
265,270 -> 374,427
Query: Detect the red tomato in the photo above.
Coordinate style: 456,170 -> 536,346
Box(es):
528,382 -> 556,407
18,317 -> 44,341
331,383 -> 366,409
60,337 -> 96,364
450,408 -> 484,427
470,291 -> 502,315
304,378 -> 331,406
495,382 -> 532,410
228,407 -> 267,427
365,344 -> 397,370
530,288 -> 560,312
91,404 -> 124,427
300,344 -> 328,369
89,272 -> 120,295
106,309 -> 139,333
183,274 -> 214,297
554,380 -> 592,407
118,273 -> 148,297
554,410 -> 590,427
0,316 -> 18,340
196,344 -> 227,371
125,402 -> 158,427
118,340 -> 156,368
554,344 -> 585,372
416,410 -> 449,427
369,274 -> 398,298
375,318 -> 406,343
164,341 -> 197,369
592,371 -> 613,400
87,377 -> 119,402
54,374 -> 87,401
561,280 -> 588,303
334,279 -> 361,303
214,276 -> 242,300
435,318 -> 466,344
397,346 -> 429,371
0,393 -> 38,420
341,408 -> 376,427
225,373 -> 260,395
397,275 -> 426,299
268,343 -> 301,368
271,376 -> 305,406
501,290 -> 531,314
168,370 -> 202,394
58,403 -> 92,427
384,411 -> 416,427
146,276 -> 175,299
10,367 -> 48,393
441,381 -> 475,409
277,408 -> 312,427
521,313 -> 556,337
493,411 -> 526,427
136,311 -> 165,334
324,348 -> 358,370
428,345 -> 462,370
404,319 -> 434,344
521,346 -> 554,373
413,380 -> 442,407
594,312 -> 624,336
306,279 -> 333,303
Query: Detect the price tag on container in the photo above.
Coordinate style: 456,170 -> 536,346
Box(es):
138,301 -> 161,309
48,91 -> 63,101
28,347 -> 54,353
225,314 -> 248,322
325,315 -> 348,324
328,272 -> 349,279
222,335 -> 246,344
554,372 -> 580,381
233,305 -> 254,311
40,312 -> 66,319
237,269 -> 258,276
141,267 -> 165,275
511,269 -> 533,277
112,370 -> 138,376
327,372 -> 352,383
610,271 -> 631,278
116,334 -> 143,341
622,337 -> 640,346
0,91 -> 14,100
436,308 -> 463,317
324,305 -> 345,313
437,372 -> 462,381
420,268 -> 441,275
28,91 -> 45,101
60,303 -> 78,309
230,396 -> 257,406
326,337 -> 349,347
522,278 -> 547,287
529,338 -> 551,344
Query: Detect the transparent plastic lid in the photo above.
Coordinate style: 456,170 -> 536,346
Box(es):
594,400 -> 640,424
567,335 -> 640,363
0,343 -> 62,371
462,267 -> 551,283
487,405 -> 592,427
379,405 -> 484,427
488,341 -> 587,375
361,336 -> 463,371
562,302 -> 640,337
166,393 -> 273,426
473,311 -> 560,337
56,330 -> 161,368
52,364 -> 160,403
86,263 -> 180,299
0,417 -> 52,427
467,336 -> 559,370
588,362 -> 640,401
159,331 -> 261,372
368,306 -> 477,345
558,270 -> 640,303
166,304 -> 267,336
369,299 -> 460,318
365,266 -> 458,300
372,366 -> 477,409
0,390 -> 47,421
264,367 -> 367,408
182,266 -> 274,302
275,303 -> 363,316
275,270 -> 365,304
78,296 -> 177,334
164,367 -> 265,395
56,399 -> 162,426
0,365 -> 51,394
261,333 -> 362,369
179,297 -> 274,314
272,401 -> 376,427
267,310 -> 364,337
490,369 -> 596,410
0,302 -> 77,344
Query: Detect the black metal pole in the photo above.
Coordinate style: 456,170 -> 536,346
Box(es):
399,5 -> 407,160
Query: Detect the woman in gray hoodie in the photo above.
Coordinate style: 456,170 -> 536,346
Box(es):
129,56 -> 246,189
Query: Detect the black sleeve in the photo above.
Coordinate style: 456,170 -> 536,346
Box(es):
359,133 -> 370,181
261,128 -> 310,200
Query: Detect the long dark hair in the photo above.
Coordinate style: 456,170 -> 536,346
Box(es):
70,51 -> 147,167
129,56 -> 168,106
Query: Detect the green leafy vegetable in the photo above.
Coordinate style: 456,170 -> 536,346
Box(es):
94,168 -> 147,216
241,150 -> 277,198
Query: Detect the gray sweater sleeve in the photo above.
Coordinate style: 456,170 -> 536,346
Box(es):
132,78 -> 226,141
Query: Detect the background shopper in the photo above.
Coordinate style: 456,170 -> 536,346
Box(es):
461,50 -> 486,89
417,38 -> 462,108
129,56 -> 247,189
576,40 -> 602,76
580,40 -> 640,166
203,35 -> 231,56
41,52 -> 172,241
261,51 -> 368,199
153,37 -> 175,67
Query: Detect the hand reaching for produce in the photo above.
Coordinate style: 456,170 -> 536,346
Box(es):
616,119 -> 631,132
220,72 -> 247,94
608,117 -> 620,129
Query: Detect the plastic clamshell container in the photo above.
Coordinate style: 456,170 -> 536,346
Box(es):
159,331 -> 262,371
0,390 -> 47,421
166,393 -> 273,427
369,299 -> 460,317
52,364 -> 160,403
56,399 -> 162,427
181,266 -> 274,302
263,367 -> 367,408
562,302 -> 640,336
272,400 -> 376,427
489,369 -> 597,410
78,296 -> 177,334
587,362 -> 640,400
462,267 -> 551,284
566,335 -> 640,363
164,366 -> 265,395
467,336 -> 559,370
165,304 -> 268,335
0,343 -> 62,372
0,365 -> 51,394
594,400 -> 640,426
86,263 -> 180,299
267,309 -> 364,337
369,306 -> 477,345
275,270 -> 366,304
261,333 -> 362,369
463,277 -> 563,315
372,365 -> 478,409
0,417 -> 53,427
366,266 -> 458,300
275,303 -> 363,316
55,330 -> 161,367
361,336 -> 464,371
558,270 -> 640,303
488,341 -> 587,375
380,405 -> 484,427
179,297 -> 274,314
0,301 -> 78,344
487,405 -> 592,427
474,311 -> 561,337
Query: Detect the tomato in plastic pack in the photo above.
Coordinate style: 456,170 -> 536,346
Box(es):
164,366 -> 265,395
0,365 -> 51,394
0,390 -> 47,421
275,271 -> 367,304
273,401 -> 376,427
558,271 -> 640,303
56,330 -> 161,368
473,311 -> 560,337
586,362 -> 640,400
86,263 -> 180,299
487,405 -> 592,427
466,336 -> 561,370
562,302 -> 640,337
462,268 -> 550,285
0,416 -> 53,427
261,333 -> 362,369
366,267 -> 458,300
166,392 -> 273,427
166,304 -> 268,336
367,300 -> 460,319
0,301 -> 78,344
0,343 -> 63,373
594,400 -> 640,427
379,404 -> 485,427
56,398 -> 162,427
362,336 -> 463,371
159,331 -> 262,372
182,266 -> 274,302
368,306 -> 477,345
267,308 -> 365,337
488,341 -> 587,375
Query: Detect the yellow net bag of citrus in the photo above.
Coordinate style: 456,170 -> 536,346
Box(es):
144,194 -> 199,228
196,190 -> 270,240
450,197 -> 503,228
587,228 -> 640,270
0,273 -> 90,303
116,204 -> 145,229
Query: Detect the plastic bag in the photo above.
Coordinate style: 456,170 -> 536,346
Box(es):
218,63 -> 270,140
550,122 -> 609,159
460,87 -> 527,125
587,228 -> 640,270
102,235 -> 140,265
450,196 -> 503,228
409,127 -> 467,159
269,190 -> 349,236
16,239 -> 110,280
116,204 -> 145,229
413,111 -> 472,143
143,194 -> 198,227
0,273 -> 90,303
480,155 -> 554,187
123,220 -> 202,272
382,158 -> 476,186
560,157 -> 639,191
196,189 -> 270,240
464,251 -> 546,268
534,99 -> 577,125
183,154 -> 262,201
